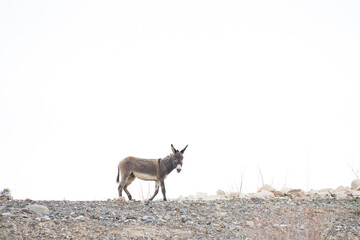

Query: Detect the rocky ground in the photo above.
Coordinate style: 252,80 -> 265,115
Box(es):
1,195 -> 359,240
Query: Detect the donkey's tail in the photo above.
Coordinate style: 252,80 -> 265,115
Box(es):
116,167 -> 120,183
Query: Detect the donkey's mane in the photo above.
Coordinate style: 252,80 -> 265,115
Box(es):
159,153 -> 177,173
162,153 -> 174,160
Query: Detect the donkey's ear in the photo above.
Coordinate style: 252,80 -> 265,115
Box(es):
171,144 -> 178,153
180,145 -> 188,154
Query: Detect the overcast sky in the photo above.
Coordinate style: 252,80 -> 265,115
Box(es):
1,1 -> 360,200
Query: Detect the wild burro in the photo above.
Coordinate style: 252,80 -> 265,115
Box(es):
116,144 -> 188,201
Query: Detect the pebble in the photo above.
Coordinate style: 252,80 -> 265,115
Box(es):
0,198 -> 358,239
75,215 -> 85,221
25,204 -> 50,215
141,215 -> 155,222
246,221 -> 255,227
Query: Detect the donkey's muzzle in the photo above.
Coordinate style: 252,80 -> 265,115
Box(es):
177,168 -> 181,173
176,164 -> 182,173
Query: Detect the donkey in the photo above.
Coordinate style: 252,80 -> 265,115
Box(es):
116,144 -> 188,201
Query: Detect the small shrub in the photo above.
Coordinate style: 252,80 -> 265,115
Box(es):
0,188 -> 12,200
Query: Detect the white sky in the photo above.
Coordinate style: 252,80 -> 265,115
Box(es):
1,1 -> 360,200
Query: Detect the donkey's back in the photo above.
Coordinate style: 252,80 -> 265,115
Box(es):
116,157 -> 158,183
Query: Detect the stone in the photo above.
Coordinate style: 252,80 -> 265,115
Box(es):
351,179 -> 360,190
227,192 -> 240,198
1,212 -> 15,219
273,191 -> 285,197
335,192 -> 348,199
273,224 -> 287,228
258,184 -> 285,197
281,187 -> 291,193
318,188 -> 333,193
177,195 -> 185,200
205,195 -> 221,200
257,184 -> 276,193
287,189 -> 304,197
41,216 -> 51,221
317,191 -> 331,198
2,212 -> 14,216
257,189 -> 275,198
308,191 -> 321,199
181,215 -> 191,223
236,193 -> 246,198
141,215 -> 155,222
216,189 -> 226,197
75,216 -> 86,221
352,190 -> 360,197
246,221 -> 254,227
187,195 -> 195,200
114,197 -> 126,203
196,192 -> 208,199
25,204 -> 50,215
334,185 -> 349,192
244,193 -> 257,199
0,198 -> 359,239
295,195 -> 308,201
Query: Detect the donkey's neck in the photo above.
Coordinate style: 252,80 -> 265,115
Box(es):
160,154 -> 177,174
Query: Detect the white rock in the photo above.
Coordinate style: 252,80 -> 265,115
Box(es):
334,185 -> 349,192
75,216 -> 85,221
177,195 -> 185,200
256,190 -> 275,198
318,188 -> 333,193
205,195 -> 222,200
42,216 -> 51,221
351,179 -> 360,190
237,193 -> 246,198
317,191 -> 331,198
352,191 -> 360,197
287,189 -> 305,196
246,221 -> 254,227
25,204 -> 49,215
115,197 -> 126,202
227,192 -> 240,198
195,192 -> 208,199
335,192 -> 348,199
307,191 -> 321,199
258,184 -> 276,193
273,224 -> 287,228
244,193 -> 257,199
216,189 -> 226,197
187,195 -> 195,200
280,187 -> 292,193
1,212 -> 14,217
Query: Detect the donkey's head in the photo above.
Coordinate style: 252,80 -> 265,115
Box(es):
171,144 -> 188,173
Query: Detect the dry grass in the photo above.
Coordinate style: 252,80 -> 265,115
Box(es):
137,182 -> 153,201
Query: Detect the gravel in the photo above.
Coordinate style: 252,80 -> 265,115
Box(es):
1,197 -> 359,239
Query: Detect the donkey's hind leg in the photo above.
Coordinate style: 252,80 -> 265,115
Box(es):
118,173 -> 131,198
123,174 -> 135,200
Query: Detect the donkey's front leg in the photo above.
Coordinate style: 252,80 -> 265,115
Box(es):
149,181 -> 160,201
160,181 -> 167,201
